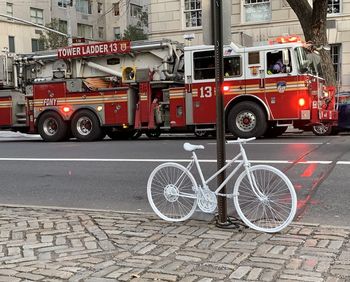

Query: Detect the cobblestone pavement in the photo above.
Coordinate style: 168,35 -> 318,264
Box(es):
0,206 -> 349,282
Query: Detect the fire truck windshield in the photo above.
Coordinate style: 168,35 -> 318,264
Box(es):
295,47 -> 322,76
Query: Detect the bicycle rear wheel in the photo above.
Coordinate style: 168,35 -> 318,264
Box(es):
147,162 -> 198,222
233,165 -> 297,233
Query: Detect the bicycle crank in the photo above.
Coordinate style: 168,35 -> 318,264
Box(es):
197,189 -> 217,213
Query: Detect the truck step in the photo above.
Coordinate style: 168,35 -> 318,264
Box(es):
16,118 -> 27,123
16,112 -> 27,118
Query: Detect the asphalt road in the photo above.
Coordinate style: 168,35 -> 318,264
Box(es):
0,131 -> 349,227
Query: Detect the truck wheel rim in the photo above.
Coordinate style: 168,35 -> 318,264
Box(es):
76,117 -> 92,136
313,124 -> 328,134
43,118 -> 58,136
236,111 -> 256,132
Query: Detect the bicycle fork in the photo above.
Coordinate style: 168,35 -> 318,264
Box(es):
240,143 -> 267,201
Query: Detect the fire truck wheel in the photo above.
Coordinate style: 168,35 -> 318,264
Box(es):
227,102 -> 267,138
71,110 -> 102,141
312,124 -> 333,136
38,111 -> 68,142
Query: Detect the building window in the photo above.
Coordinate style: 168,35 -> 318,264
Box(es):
8,36 -> 15,52
330,44 -> 341,83
31,39 -> 44,52
30,8 -> 44,25
328,0 -> 340,14
184,0 -> 202,28
77,23 -> 93,39
76,0 -> 92,14
98,2 -> 103,13
244,0 -> 271,23
98,27 -> 104,39
130,3 -> 142,18
6,2 -> 13,16
59,20 -> 68,33
58,0 -> 67,8
113,2 -> 120,16
113,27 -> 121,39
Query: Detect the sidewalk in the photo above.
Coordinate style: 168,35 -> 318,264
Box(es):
0,206 -> 349,282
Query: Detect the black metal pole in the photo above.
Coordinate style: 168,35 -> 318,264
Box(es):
212,0 -> 227,225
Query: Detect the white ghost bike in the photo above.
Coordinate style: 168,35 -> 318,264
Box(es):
147,137 -> 297,233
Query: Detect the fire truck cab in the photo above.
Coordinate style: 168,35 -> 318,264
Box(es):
182,38 -> 337,138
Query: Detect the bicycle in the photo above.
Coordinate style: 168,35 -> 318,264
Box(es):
147,137 -> 297,233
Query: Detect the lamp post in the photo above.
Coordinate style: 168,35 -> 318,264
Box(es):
212,0 -> 228,226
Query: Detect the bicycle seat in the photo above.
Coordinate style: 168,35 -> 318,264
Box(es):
183,142 -> 205,152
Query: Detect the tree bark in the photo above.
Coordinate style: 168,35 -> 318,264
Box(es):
287,0 -> 336,86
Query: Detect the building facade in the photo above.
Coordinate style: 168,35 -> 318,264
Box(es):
149,0 -> 350,91
0,0 -> 148,53
0,1 -> 51,53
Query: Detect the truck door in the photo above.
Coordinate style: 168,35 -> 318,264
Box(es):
191,50 -> 216,124
264,49 -> 298,119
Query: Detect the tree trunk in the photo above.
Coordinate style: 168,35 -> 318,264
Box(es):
287,0 -> 336,86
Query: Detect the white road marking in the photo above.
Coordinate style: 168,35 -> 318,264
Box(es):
208,142 -> 325,145
0,158 -> 338,164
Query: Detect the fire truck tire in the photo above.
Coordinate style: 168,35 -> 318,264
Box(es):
227,102 -> 267,138
312,124 -> 333,136
38,111 -> 68,142
71,110 -> 102,142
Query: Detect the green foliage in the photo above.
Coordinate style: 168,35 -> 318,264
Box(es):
39,18 -> 68,50
122,25 -> 148,41
121,6 -> 148,41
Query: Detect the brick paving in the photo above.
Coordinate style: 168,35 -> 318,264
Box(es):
0,206 -> 349,281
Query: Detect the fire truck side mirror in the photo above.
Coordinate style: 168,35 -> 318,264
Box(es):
282,49 -> 290,66
122,66 -> 136,82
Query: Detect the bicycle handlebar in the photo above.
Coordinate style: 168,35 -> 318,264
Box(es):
226,137 -> 256,144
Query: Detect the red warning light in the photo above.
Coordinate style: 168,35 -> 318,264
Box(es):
63,106 -> 71,113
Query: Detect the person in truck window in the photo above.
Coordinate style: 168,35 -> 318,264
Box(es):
268,58 -> 285,74
272,58 -> 286,73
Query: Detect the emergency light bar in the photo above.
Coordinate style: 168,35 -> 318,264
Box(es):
269,35 -> 303,45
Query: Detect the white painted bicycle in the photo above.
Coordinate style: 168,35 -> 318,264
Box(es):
147,137 -> 297,233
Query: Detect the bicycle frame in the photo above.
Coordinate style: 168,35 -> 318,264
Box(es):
185,141 -> 265,200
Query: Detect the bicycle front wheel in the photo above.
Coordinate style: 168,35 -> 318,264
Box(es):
233,165 -> 297,233
147,162 -> 198,222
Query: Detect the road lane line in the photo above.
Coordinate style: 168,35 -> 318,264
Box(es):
336,161 -> 350,165
0,158 -> 336,164
208,142 -> 325,145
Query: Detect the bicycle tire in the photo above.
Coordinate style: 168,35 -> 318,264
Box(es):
147,162 -> 198,222
233,165 -> 297,233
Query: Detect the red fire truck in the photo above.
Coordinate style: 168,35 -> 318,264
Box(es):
0,36 -> 337,141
